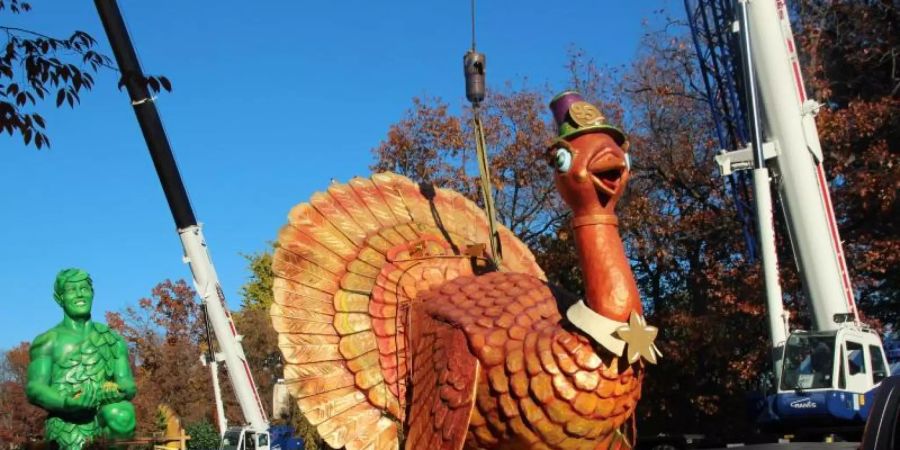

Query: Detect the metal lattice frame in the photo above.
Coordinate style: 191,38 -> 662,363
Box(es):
684,0 -> 758,259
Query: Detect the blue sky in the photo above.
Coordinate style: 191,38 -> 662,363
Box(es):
0,1 -> 669,349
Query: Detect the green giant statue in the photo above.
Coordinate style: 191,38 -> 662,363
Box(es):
26,268 -> 137,449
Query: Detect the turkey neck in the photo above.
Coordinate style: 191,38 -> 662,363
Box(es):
573,220 -> 641,322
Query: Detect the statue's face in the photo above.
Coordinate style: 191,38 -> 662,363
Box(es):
58,279 -> 93,319
548,133 -> 630,217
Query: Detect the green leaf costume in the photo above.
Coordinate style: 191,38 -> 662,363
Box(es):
45,323 -> 124,448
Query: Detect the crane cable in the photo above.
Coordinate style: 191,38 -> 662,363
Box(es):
465,0 -> 502,268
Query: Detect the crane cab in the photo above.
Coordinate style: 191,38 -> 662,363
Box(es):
220,426 -> 271,450
774,327 -> 890,425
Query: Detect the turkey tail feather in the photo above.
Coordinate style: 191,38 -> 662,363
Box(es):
272,172 -> 544,450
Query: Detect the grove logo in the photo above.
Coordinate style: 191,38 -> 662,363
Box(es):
789,398 -> 818,409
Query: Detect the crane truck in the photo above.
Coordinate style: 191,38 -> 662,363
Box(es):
685,0 -> 893,435
94,1 -> 276,449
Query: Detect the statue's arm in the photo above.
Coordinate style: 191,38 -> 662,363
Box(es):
112,336 -> 136,400
25,332 -> 66,412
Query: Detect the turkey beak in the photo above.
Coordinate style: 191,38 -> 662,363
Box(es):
588,150 -> 627,200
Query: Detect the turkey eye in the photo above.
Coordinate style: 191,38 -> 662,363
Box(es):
553,148 -> 572,173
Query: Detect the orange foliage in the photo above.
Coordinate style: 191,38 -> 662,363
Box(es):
0,342 -> 46,447
104,280 -> 282,436
105,280 -> 218,436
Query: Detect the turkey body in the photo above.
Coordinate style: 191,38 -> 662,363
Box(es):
410,271 -> 641,450
271,172 -> 643,450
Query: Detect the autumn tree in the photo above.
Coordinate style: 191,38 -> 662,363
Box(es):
99,262 -> 322,447
1,0 -> 170,149
606,24 -> 772,436
372,88 -> 570,246
0,342 -> 45,448
105,275 -> 313,446
106,279 -> 217,435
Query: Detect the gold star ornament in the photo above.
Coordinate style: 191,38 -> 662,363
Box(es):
616,311 -> 662,365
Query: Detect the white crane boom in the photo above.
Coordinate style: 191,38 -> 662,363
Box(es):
744,0 -> 857,331
180,226 -> 270,432
94,1 -> 271,447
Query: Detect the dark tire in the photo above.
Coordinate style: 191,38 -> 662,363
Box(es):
861,375 -> 900,450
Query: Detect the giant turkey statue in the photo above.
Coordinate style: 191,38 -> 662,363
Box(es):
270,92 -> 660,450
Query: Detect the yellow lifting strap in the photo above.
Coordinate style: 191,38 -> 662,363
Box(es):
472,107 -> 502,267
465,0 -> 500,267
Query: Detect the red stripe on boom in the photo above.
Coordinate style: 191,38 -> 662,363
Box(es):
242,360 -> 268,422
792,61 -> 806,102
814,165 -> 857,319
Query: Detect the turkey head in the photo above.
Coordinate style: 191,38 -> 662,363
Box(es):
549,132 -> 630,217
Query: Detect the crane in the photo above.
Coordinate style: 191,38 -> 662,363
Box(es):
684,0 -> 892,432
94,1 -> 271,449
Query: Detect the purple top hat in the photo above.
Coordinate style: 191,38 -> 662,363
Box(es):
549,91 -> 626,145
